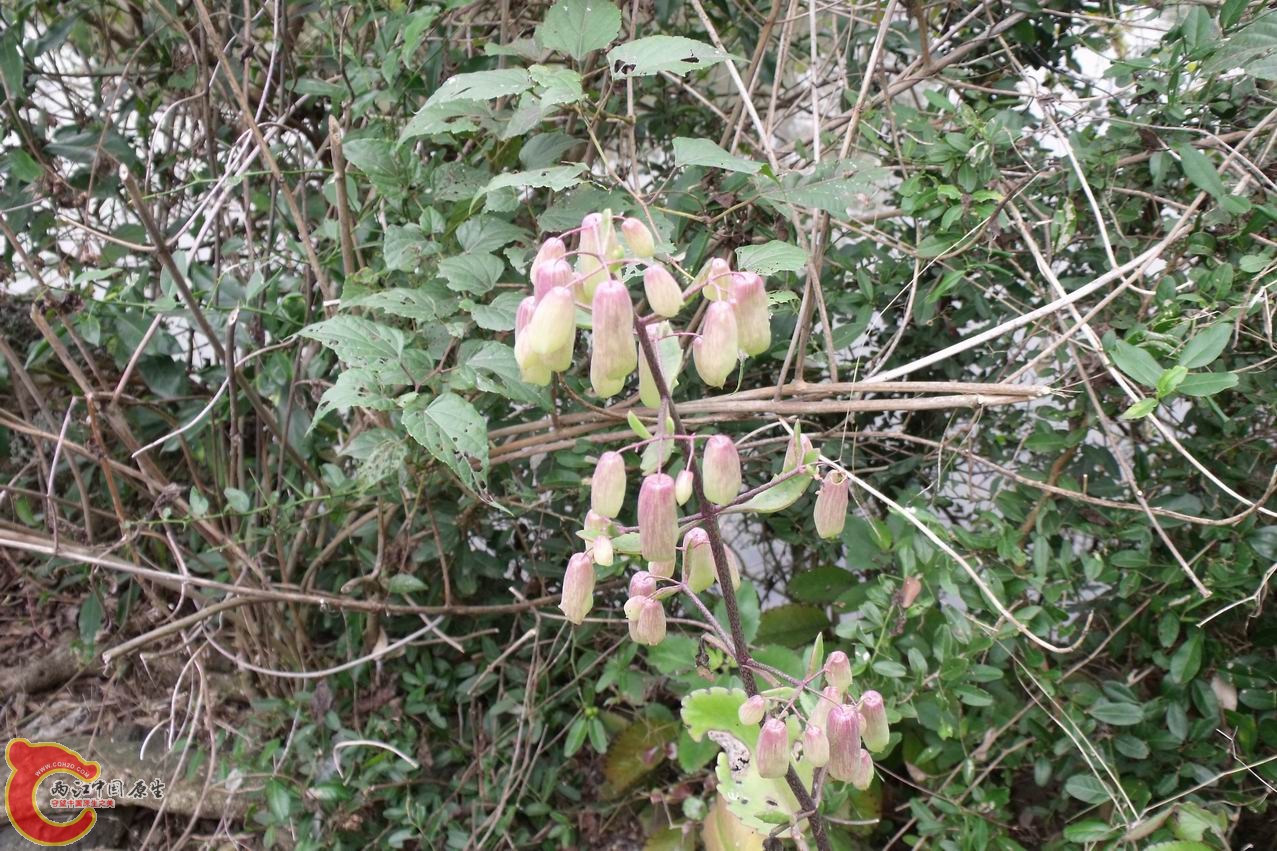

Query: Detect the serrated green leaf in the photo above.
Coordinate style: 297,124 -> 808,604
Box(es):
672,137 -> 762,174
607,36 -> 729,78
424,69 -> 532,109
755,158 -> 886,217
402,392 -> 489,491
735,241 -> 808,276
300,316 -> 407,368
438,253 -> 504,294
537,0 -> 622,61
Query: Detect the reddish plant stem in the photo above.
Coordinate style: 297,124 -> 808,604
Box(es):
633,316 -> 832,851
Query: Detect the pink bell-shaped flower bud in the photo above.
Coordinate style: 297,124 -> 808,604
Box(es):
858,690 -> 889,753
629,570 -> 658,598
825,650 -> 853,694
633,597 -> 667,645
755,718 -> 790,779
638,473 -> 677,563
643,264 -> 683,317
738,695 -> 766,726
514,296 -> 551,385
591,451 -> 627,518
803,724 -> 830,768
814,470 -> 850,539
900,576 -> 923,608
647,559 -> 675,578
783,432 -> 814,472
682,527 -> 715,593
621,217 -> 655,258
589,279 -> 637,398
809,685 -> 842,730
531,236 -> 566,273
576,213 -> 611,299
730,271 -> 771,356
697,257 -> 733,301
528,285 -> 576,358
559,552 -> 595,625
623,595 -> 645,623
583,509 -> 611,538
849,748 -> 875,790
692,301 -> 739,388
592,535 -> 613,566
675,468 -> 694,505
702,435 -> 742,506
826,705 -> 862,782
533,257 -> 574,302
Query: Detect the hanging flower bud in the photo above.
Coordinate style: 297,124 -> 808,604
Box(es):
814,471 -> 850,539
633,597 -> 667,645
849,748 -> 874,790
638,473 -> 677,563
576,213 -> 612,299
514,296 -> 551,385
559,553 -> 595,625
697,257 -> 733,301
592,535 -> 613,566
730,272 -> 771,356
755,718 -> 790,779
825,650 -> 853,694
810,685 -> 842,730
738,695 -> 767,725
783,432 -> 814,472
675,468 -> 694,505
629,571 -> 658,598
803,724 -> 830,768
528,285 -> 576,358
648,559 -> 675,579
702,435 -> 742,506
693,301 -> 739,388
725,548 -> 742,590
583,509 -> 611,538
858,690 -> 889,753
533,257 -> 574,302
591,451 -> 627,518
900,576 -> 923,608
590,279 -> 637,398
532,236 -> 566,273
826,705 -> 862,782
643,264 -> 683,317
682,527 -> 715,593
621,217 -> 655,258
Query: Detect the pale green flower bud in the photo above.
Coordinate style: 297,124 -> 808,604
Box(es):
803,724 -> 830,768
576,213 -> 612,299
825,650 -> 853,694
682,527 -> 715,593
528,285 -> 576,358
702,435 -> 741,506
810,685 -> 842,730
755,718 -> 790,779
590,279 -> 637,398
692,301 -> 738,388
858,690 -> 889,753
514,296 -> 551,385
849,748 -> 874,790
643,264 -> 683,317
674,468 -> 694,505
638,473 -> 677,563
738,695 -> 766,726
730,271 -> 771,356
633,597 -> 667,645
591,451 -> 627,518
814,470 -> 849,539
783,432 -> 814,472
621,217 -> 655,258
559,552 -> 595,625
648,559 -> 675,579
623,595 -> 645,622
592,535 -> 613,566
696,257 -> 732,301
583,509 -> 611,537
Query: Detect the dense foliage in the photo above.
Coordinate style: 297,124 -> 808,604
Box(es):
1,0 -> 1276,848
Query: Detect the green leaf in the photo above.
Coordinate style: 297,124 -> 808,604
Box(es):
1063,820 -> 1116,842
1178,323 -> 1232,369
1169,629 -> 1204,684
789,567 -> 855,605
1088,700 -> 1144,726
0,31 -> 26,102
1109,339 -> 1164,387
1156,365 -> 1188,399
1120,398 -> 1159,421
755,604 -> 830,646
606,36 -> 730,78
602,716 -> 678,797
468,291 -> 524,331
223,487 -> 251,513
738,469 -> 814,513
387,574 -> 428,595
79,592 -> 103,649
529,64 -> 584,105
345,285 -> 455,322
755,158 -> 886,217
438,253 -> 504,294
456,216 -> 529,254
314,369 -> 395,423
265,779 -> 291,821
1176,372 -> 1239,396
735,241 -> 808,276
1177,144 -> 1229,200
189,487 -> 209,518
399,100 -> 490,141
424,69 -> 533,109
680,687 -> 758,747
383,224 -> 439,272
6,149 -> 42,182
672,137 -> 762,174
1180,6 -> 1219,52
299,316 -> 407,368
1064,773 -> 1112,805
537,0 -> 622,61
402,392 -> 489,491
478,164 -> 587,199
564,717 -> 588,757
